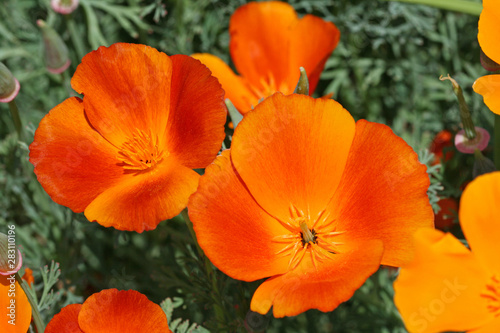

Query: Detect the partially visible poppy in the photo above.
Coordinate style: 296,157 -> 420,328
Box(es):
0,274 -> 32,333
473,0 -> 500,115
429,130 -> 454,165
434,198 -> 458,230
29,43 -> 226,232
46,289 -> 172,333
189,93 -> 433,317
22,268 -> 34,286
394,171 -> 500,333
193,1 -> 340,113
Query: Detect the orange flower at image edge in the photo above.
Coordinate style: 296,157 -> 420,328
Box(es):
193,1 -> 340,113
473,0 -> 500,115
1,275 -> 31,333
188,93 -> 433,317
394,171 -> 500,333
45,289 -> 172,333
29,43 -> 226,232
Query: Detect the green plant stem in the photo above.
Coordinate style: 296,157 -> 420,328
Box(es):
60,70 -> 73,96
8,100 -> 23,141
495,114 -> 500,170
382,0 -> 482,16
180,209 -> 226,331
65,14 -> 86,61
15,273 -> 45,333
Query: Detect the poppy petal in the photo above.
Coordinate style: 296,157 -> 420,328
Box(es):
0,276 -> 31,333
229,1 -> 297,90
84,158 -> 199,232
394,228 -> 493,333
189,150 -> 290,281
471,316 -> 500,333
78,289 -> 171,333
231,93 -> 355,224
473,75 -> 500,115
191,53 -> 259,112
45,304 -> 83,333
478,0 -> 500,64
166,55 -> 227,168
29,97 -> 125,213
460,172 -> 500,274
250,239 -> 383,318
71,43 -> 172,147
326,120 -> 433,267
288,15 -> 340,94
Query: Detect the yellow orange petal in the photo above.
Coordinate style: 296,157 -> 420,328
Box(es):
0,275 -> 32,333
191,53 -> 259,112
229,1 -> 297,91
471,316 -> 500,333
394,228 -> 493,333
78,289 -> 171,333
460,171 -> 500,274
71,43 -> 172,148
45,304 -> 83,333
166,55 -> 227,168
189,150 -> 289,281
84,158 -> 199,232
478,0 -> 500,64
250,239 -> 383,318
288,15 -> 340,93
473,75 -> 500,115
326,120 -> 433,266
231,93 -> 355,224
29,97 -> 125,213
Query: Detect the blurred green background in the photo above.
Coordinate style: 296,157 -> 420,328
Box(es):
0,0 -> 488,332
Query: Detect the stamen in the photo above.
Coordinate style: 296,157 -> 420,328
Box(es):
118,129 -> 166,171
480,275 -> 500,317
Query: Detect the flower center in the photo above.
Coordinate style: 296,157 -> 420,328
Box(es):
481,275 -> 500,317
272,204 -> 345,271
117,129 -> 166,171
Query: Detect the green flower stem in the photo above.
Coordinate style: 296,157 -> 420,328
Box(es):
495,114 -> 500,170
8,100 -> 23,141
65,14 -> 86,61
180,209 -> 226,330
15,273 -> 45,333
60,70 -> 73,96
381,0 -> 481,16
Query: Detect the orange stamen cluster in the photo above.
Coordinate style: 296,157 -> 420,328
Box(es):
481,275 -> 500,317
118,129 -> 165,171
272,204 -> 345,272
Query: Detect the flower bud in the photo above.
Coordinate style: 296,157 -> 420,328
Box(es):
0,232 -> 22,276
293,67 -> 309,95
0,62 -> 20,103
455,127 -> 490,154
37,20 -> 71,74
51,0 -> 79,15
480,49 -> 500,72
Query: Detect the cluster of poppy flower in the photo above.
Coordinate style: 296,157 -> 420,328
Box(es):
2,0 -> 499,332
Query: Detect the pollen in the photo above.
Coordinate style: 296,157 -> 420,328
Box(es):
481,275 -> 500,317
118,129 -> 166,171
272,204 -> 345,272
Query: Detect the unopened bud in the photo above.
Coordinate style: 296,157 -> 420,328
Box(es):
244,310 -> 270,333
455,127 -> 490,154
480,49 -> 500,72
51,0 -> 79,15
293,67 -> 309,95
37,20 -> 71,74
0,231 -> 22,275
0,62 -> 20,103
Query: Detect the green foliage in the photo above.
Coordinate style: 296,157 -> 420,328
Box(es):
0,0 -> 490,332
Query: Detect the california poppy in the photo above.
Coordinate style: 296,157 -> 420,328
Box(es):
192,1 -> 340,114
45,289 -> 172,333
429,130 -> 454,165
29,43 -> 227,232
188,93 -> 433,317
473,0 -> 500,114
394,171 -> 500,333
0,275 -> 32,333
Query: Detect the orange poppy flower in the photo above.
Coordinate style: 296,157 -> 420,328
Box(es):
394,171 -> 500,333
192,1 -> 340,114
29,43 -> 226,232
429,130 -> 454,165
434,198 -> 458,230
473,0 -> 500,115
46,289 -> 172,332
188,93 -> 433,317
0,274 -> 32,333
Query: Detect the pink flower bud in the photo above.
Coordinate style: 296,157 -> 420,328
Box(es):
51,0 -> 79,15
0,62 -> 20,103
37,20 -> 71,74
454,126 -> 490,154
